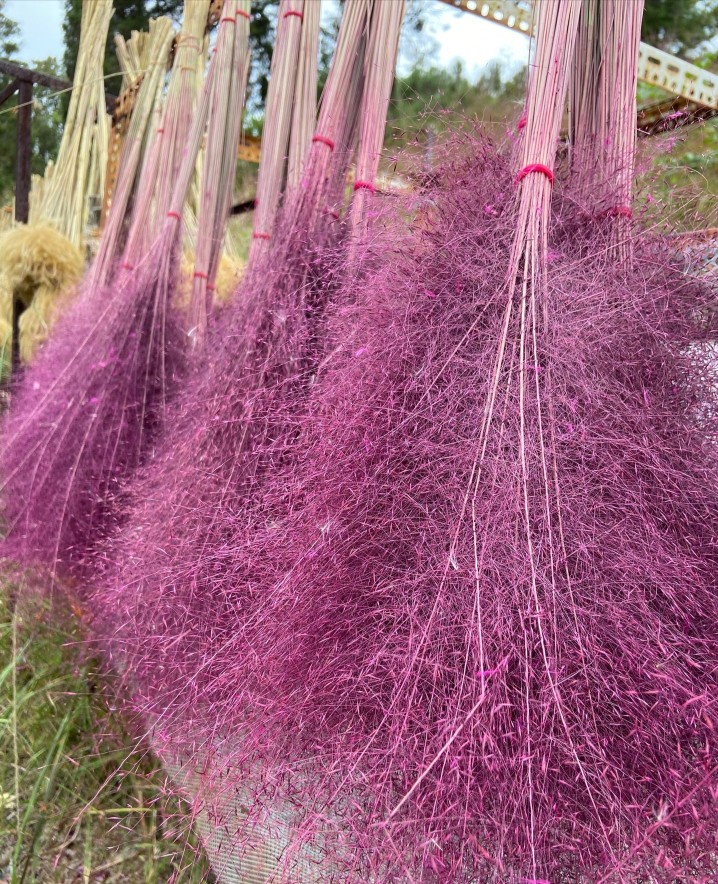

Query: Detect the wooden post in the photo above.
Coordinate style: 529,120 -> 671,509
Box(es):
14,79 -> 32,224
11,79 -> 32,376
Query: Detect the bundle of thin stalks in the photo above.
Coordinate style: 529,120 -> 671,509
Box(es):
92,0 -> 380,723
0,8 -> 238,578
115,27 -> 154,89
286,0 -> 320,188
188,0 -> 251,349
122,0 -> 210,260
248,0 -> 307,265
569,0 -> 643,257
34,0 -> 112,249
91,16 -> 175,289
122,1 -> 718,875
348,0 -> 405,247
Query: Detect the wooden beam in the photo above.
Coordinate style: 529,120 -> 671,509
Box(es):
0,78 -> 19,107
0,58 -> 70,93
637,96 -> 718,137
0,59 -> 117,113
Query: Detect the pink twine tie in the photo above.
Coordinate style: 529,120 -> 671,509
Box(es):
515,164 -> 554,186
312,135 -> 335,151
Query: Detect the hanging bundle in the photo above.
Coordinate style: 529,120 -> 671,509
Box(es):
91,0 -> 391,734
0,1 -> 248,577
348,0 -> 405,245
120,0 -> 211,265
248,0 -> 319,264
91,17 -> 176,289
570,0 -> 644,256
187,0 -> 251,349
94,1 -> 718,879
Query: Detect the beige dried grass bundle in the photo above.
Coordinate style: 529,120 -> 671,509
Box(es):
188,0 -> 251,346
30,0 -> 112,250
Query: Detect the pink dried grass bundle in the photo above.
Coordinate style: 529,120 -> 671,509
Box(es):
95,129 -> 718,881
92,0 -> 386,676
0,245 -> 184,576
0,6 -> 238,576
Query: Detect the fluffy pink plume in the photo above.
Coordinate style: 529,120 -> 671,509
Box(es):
93,133 -> 718,881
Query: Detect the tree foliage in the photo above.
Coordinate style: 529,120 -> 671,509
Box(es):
642,0 -> 718,55
63,0 -> 184,87
388,60 -> 525,145
0,1 -> 63,203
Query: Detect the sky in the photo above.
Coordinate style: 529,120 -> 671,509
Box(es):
5,0 -> 529,80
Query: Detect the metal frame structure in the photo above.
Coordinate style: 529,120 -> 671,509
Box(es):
437,0 -> 718,113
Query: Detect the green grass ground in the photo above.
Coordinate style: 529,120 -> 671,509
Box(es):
0,580 -> 211,883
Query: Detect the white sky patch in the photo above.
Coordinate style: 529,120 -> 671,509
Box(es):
6,0 -> 64,65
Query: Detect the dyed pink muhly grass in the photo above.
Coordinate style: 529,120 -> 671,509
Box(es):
0,235 -> 184,576
97,133 -> 718,880
92,173 -> 357,674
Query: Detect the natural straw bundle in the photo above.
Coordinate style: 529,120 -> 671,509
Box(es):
188,0 -> 251,349
248,0 -> 306,265
36,0 -> 112,249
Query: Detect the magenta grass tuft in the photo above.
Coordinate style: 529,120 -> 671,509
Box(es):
90,132 -> 718,880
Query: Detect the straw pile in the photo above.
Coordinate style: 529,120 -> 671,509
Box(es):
0,224 -> 83,363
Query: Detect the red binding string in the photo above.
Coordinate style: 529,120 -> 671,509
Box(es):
207,283 -> 216,292
120,262 -> 134,271
157,127 -> 165,134
515,164 -> 554,186
236,9 -> 250,19
167,211 -> 182,221
353,181 -> 376,194
253,232 -> 271,241
312,134 -> 335,151
517,115 -> 527,130
220,16 -> 236,24
193,271 -> 209,280
284,9 -> 303,20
